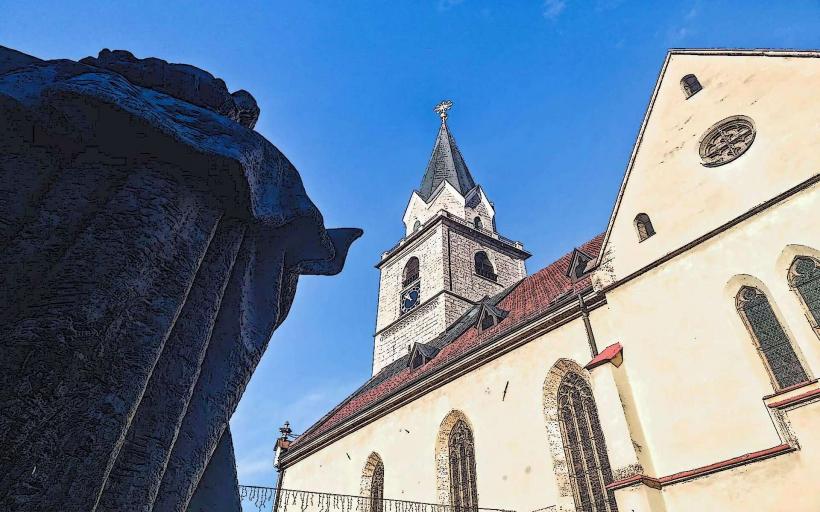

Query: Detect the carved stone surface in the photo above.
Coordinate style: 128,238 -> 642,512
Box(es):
0,46 -> 361,512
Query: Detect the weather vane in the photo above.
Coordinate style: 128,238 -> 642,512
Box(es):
434,99 -> 453,121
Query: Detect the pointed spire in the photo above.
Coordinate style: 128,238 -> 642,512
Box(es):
418,100 -> 477,202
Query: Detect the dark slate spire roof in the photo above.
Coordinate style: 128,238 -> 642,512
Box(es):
418,119 -> 477,201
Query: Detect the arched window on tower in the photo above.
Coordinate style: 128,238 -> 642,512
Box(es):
736,286 -> 809,390
558,372 -> 618,512
403,257 -> 420,287
448,420 -> 478,511
474,252 -> 496,281
788,256 -> 820,330
634,213 -> 655,242
370,459 -> 384,512
681,74 -> 702,99
473,216 -> 483,230
413,220 -> 422,233
400,257 -> 421,314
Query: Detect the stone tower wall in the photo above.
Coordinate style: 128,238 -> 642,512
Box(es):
373,220 -> 527,374
445,228 -> 526,299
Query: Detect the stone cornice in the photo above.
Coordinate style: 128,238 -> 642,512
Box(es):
376,212 -> 530,269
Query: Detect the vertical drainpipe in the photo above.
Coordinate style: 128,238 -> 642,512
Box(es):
572,266 -> 598,358
578,290 -> 598,357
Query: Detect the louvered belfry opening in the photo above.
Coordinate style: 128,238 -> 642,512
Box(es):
474,252 -> 496,281
736,286 -> 809,389
789,256 -> 820,328
403,257 -> 420,287
448,420 -> 479,511
557,372 -> 618,512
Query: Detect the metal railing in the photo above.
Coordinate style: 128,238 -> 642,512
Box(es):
239,486 -> 515,512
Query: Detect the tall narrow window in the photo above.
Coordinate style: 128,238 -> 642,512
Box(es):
413,220 -> 422,232
474,216 -> 483,230
370,460 -> 384,512
400,257 -> 421,314
449,420 -> 478,511
736,286 -> 809,389
403,257 -> 420,287
634,213 -> 655,242
558,372 -> 618,512
474,252 -> 496,281
681,74 -> 702,98
789,256 -> 820,329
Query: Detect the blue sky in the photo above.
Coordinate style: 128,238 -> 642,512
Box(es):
3,0 -> 819,491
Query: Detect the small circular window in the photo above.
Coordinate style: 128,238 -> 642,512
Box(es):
698,115 -> 755,167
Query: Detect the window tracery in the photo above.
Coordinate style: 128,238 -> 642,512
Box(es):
557,372 -> 618,512
736,285 -> 809,389
369,460 -> 384,512
699,115 -> 755,167
788,256 -> 820,329
448,420 -> 478,511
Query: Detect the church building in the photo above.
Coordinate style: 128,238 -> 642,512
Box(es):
273,49 -> 820,512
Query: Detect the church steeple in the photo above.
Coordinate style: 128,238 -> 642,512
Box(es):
418,100 -> 477,201
372,100 -> 529,375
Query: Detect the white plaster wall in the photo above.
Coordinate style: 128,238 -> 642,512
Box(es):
602,53 -> 820,283
446,229 -> 526,300
291,185 -> 820,512
660,403 -> 820,512
284,317 -> 597,512
595,183 -> 820,479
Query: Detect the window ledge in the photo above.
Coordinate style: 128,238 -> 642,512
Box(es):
766,379 -> 820,409
473,272 -> 499,284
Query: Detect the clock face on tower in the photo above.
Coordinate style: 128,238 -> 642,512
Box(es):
400,282 -> 421,314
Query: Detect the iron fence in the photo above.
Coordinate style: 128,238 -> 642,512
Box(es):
239,486 -> 515,512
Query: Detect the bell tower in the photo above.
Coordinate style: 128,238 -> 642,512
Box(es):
372,101 -> 530,375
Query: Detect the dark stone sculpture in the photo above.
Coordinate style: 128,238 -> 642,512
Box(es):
0,46 -> 361,512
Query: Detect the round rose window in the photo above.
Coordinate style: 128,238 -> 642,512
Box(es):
699,115 -> 756,167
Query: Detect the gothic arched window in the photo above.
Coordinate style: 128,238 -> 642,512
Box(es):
474,216 -> 483,230
681,74 -> 702,98
557,372 -> 618,512
370,459 -> 384,512
448,420 -> 478,510
736,286 -> 809,389
474,252 -> 496,281
634,213 -> 655,242
403,257 -> 420,287
788,256 -> 820,330
413,220 -> 422,232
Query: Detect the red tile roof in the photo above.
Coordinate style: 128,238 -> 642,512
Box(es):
292,233 -> 605,447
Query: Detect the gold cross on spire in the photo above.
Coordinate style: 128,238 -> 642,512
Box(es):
434,99 -> 453,121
